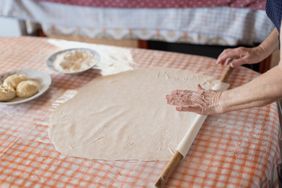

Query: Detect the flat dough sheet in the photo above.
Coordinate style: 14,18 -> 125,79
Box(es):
49,68 -> 216,161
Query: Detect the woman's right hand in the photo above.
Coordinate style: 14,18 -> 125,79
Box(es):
216,46 -> 266,67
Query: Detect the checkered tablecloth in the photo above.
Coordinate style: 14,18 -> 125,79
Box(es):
0,37 -> 280,187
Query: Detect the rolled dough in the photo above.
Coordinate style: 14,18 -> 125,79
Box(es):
49,68 -> 216,161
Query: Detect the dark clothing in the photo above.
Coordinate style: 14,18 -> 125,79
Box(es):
266,0 -> 282,31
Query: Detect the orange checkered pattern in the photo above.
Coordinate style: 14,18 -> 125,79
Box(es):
0,37 -> 280,187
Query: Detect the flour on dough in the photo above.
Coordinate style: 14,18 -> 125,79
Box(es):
49,68 -> 216,161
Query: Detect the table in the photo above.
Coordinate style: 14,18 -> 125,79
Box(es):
0,37 -> 280,187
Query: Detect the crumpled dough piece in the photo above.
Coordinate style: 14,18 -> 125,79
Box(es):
3,74 -> 28,89
16,80 -> 40,98
0,84 -> 16,101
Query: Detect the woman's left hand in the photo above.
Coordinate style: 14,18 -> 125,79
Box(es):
166,85 -> 224,115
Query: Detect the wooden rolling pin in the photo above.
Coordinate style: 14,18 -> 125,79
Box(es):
155,66 -> 233,188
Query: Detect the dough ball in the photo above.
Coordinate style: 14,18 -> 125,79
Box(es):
0,84 -> 16,101
3,74 -> 28,89
16,80 -> 40,98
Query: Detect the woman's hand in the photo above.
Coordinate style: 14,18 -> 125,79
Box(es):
216,46 -> 266,67
166,85 -> 224,115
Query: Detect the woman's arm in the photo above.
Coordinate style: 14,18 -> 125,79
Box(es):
220,64 -> 282,113
216,29 -> 279,67
166,23 -> 282,115
219,25 -> 282,112
167,64 -> 282,115
259,29 -> 279,59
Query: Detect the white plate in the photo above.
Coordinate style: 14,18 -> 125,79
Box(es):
47,48 -> 100,74
0,69 -> 52,105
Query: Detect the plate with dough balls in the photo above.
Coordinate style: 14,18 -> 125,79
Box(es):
0,69 -> 51,105
47,48 -> 100,74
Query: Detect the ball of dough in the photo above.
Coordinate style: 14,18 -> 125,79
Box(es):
3,74 -> 28,89
0,84 -> 16,101
16,80 -> 40,98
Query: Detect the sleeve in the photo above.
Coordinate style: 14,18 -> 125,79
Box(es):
280,22 -> 282,62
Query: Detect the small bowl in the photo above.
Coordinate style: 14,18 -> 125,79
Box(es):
47,48 -> 100,74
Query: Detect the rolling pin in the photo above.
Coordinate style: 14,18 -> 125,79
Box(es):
155,66 -> 233,188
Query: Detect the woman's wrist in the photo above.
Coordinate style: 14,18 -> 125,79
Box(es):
216,90 -> 231,113
256,29 -> 279,61
253,46 -> 269,62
